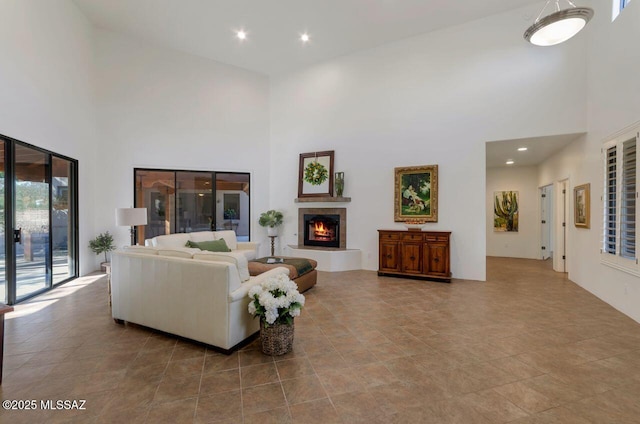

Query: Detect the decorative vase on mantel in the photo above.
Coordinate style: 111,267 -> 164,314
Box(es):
260,320 -> 294,355
335,172 -> 345,197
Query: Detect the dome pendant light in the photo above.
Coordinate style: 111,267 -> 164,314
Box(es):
524,0 -> 594,46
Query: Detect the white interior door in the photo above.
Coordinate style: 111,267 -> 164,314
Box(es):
553,180 -> 568,273
540,185 -> 553,260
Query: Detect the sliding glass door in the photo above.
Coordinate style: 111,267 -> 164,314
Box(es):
14,144 -> 50,300
0,134 -> 78,304
52,157 -> 75,284
134,169 -> 250,244
0,141 -> 5,303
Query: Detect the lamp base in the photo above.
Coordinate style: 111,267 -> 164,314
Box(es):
130,226 -> 136,246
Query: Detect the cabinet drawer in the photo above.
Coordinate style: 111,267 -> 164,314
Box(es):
426,235 -> 449,242
401,233 -> 424,242
380,233 -> 400,240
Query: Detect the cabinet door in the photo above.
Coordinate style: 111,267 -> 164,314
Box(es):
424,242 -> 449,276
401,243 -> 422,274
379,242 -> 399,271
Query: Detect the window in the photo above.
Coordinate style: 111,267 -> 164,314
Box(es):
134,169 -> 251,244
613,0 -> 632,20
602,124 -> 640,275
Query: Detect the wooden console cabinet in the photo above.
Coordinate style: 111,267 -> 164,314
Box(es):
378,230 -> 451,282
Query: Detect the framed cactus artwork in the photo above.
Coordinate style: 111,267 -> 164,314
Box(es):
494,191 -> 519,232
574,183 -> 590,228
394,165 -> 438,222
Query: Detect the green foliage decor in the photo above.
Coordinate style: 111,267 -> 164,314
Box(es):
494,191 -> 519,232
258,210 -> 284,228
89,231 -> 116,263
304,161 -> 328,186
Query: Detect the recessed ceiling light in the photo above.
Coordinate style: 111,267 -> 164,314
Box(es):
506,160 -> 515,165
518,147 -> 528,151
300,33 -> 310,43
236,30 -> 247,40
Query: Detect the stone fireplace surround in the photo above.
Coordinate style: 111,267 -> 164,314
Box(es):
297,208 -> 347,249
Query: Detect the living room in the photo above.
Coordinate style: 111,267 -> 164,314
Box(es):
1,0 -> 640,422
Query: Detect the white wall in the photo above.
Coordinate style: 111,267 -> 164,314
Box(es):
270,4 -> 588,280
92,30 -> 272,254
487,166 -> 540,259
539,1 -> 640,323
0,0 -> 97,275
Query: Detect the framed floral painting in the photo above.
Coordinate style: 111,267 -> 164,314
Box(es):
574,183 -> 590,228
298,151 -> 335,198
394,165 -> 438,222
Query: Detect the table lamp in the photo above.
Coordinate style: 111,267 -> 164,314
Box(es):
116,208 -> 148,245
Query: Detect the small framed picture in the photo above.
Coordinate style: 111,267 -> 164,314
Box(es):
574,183 -> 590,228
298,151 -> 335,198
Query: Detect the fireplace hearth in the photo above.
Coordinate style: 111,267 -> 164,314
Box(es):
298,208 -> 347,249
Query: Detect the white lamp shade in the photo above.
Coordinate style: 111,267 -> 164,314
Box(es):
116,208 -> 148,226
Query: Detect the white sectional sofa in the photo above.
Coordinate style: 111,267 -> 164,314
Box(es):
144,230 -> 259,260
111,245 -> 287,352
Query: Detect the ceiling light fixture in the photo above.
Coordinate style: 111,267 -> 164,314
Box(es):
524,0 -> 594,46
236,30 -> 247,41
300,33 -> 310,43
506,160 -> 515,165
518,147 -> 528,151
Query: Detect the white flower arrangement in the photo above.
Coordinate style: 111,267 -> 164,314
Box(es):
248,273 -> 305,326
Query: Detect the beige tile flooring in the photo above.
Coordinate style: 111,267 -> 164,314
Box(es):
1,257 -> 640,423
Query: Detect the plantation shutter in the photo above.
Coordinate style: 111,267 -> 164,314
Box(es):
621,137 -> 637,259
605,146 -> 617,255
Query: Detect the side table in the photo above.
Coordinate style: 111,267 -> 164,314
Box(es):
268,235 -> 277,256
0,303 -> 14,384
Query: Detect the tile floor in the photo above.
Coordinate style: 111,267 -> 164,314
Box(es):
1,257 -> 640,423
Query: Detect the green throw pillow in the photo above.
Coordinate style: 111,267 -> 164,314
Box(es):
185,239 -> 231,252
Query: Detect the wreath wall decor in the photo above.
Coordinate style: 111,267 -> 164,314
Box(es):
298,150 -> 335,198
304,161 -> 328,186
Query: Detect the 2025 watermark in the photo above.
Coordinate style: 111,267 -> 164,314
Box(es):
2,399 -> 86,410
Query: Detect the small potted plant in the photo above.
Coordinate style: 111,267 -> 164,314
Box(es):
248,273 -> 305,355
89,231 -> 116,271
258,209 -> 284,236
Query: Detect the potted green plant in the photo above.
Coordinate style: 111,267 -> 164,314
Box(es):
258,210 -> 284,236
89,231 -> 116,271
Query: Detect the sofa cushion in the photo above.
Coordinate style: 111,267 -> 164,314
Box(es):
193,251 -> 250,282
123,246 -> 158,255
189,231 -> 216,243
186,239 -> 231,252
157,249 -> 195,259
151,233 -> 191,249
213,230 -> 238,250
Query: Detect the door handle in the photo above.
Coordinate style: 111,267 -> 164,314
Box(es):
13,227 -> 22,243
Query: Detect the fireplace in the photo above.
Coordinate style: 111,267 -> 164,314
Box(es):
298,208 -> 347,249
304,214 -> 340,248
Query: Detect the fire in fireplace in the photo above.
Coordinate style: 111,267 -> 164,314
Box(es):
304,214 -> 340,248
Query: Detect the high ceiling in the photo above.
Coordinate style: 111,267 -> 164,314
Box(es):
73,0 -> 542,75
486,133 -> 584,169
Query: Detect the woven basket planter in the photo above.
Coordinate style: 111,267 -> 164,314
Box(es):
260,320 -> 294,356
